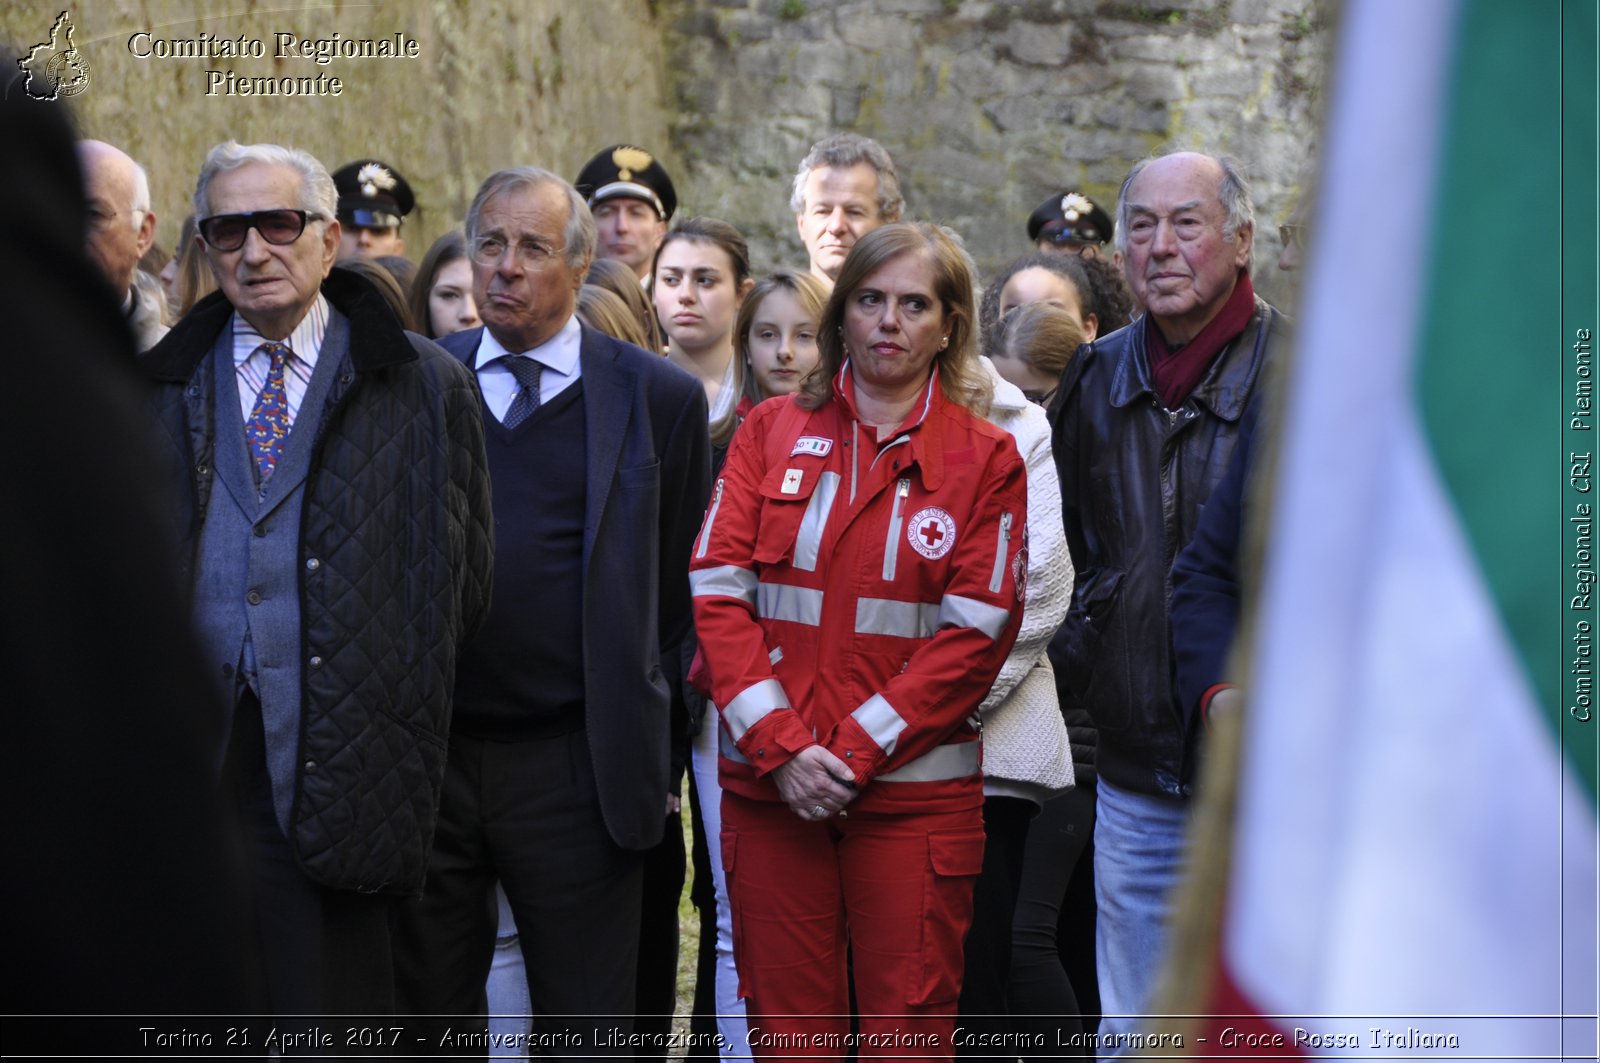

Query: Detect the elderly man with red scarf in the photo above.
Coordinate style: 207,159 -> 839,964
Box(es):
1049,150 -> 1285,1058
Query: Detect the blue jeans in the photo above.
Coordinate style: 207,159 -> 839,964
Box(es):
1093,776 -> 1188,1060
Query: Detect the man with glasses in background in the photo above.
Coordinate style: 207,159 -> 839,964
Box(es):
393,167 -> 709,1055
77,139 -> 166,350
140,140 -> 494,1019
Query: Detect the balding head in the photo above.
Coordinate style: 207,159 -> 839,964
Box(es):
78,139 -> 157,299
1115,151 -> 1255,344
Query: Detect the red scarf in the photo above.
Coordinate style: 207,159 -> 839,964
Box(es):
1147,270 -> 1255,409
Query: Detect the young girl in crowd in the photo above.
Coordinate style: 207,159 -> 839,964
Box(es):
979,249 -> 1136,360
708,268 -> 828,450
578,283 -> 652,349
587,257 -> 664,353
648,216 -> 756,1059
408,231 -> 481,340
988,300 -> 1087,406
652,218 -> 755,422
688,267 -> 826,1062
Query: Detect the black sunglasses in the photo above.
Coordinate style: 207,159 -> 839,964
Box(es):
198,209 -> 321,252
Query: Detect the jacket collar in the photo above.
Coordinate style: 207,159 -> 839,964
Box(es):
830,360 -> 949,491
1107,296 -> 1275,422
140,267 -> 417,383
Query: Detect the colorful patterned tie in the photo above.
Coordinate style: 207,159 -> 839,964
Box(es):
502,356 -> 543,429
246,342 -> 292,488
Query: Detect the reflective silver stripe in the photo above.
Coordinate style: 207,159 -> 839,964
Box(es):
878,741 -> 980,783
721,678 -> 790,742
937,593 -> 1013,641
989,511 -> 1013,593
695,479 -> 725,560
855,597 -> 940,640
883,478 -> 910,581
769,646 -> 784,665
689,565 -> 758,604
719,726 -> 752,764
851,693 -> 908,756
757,582 -> 824,626
793,471 -> 841,572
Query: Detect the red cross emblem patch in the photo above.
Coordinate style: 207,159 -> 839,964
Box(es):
907,506 -> 956,560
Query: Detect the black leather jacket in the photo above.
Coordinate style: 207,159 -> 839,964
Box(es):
142,269 -> 494,893
1049,299 -> 1281,797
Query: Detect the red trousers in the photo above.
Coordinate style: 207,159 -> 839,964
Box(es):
722,791 -> 985,1061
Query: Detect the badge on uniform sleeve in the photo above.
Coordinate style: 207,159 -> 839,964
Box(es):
791,436 -> 833,458
908,507 -> 956,559
781,468 -> 804,495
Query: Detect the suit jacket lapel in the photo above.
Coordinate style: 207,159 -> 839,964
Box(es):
582,325 -> 634,573
210,321 -> 260,516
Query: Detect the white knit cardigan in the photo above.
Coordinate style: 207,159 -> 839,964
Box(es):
976,358 -> 1075,802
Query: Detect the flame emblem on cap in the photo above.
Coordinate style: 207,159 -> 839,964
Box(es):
357,162 -> 397,200
1061,192 -> 1093,223
611,146 -> 654,183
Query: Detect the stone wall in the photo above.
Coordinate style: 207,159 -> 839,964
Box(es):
1,0 -> 676,256
5,0 -> 1332,303
660,0 -> 1333,305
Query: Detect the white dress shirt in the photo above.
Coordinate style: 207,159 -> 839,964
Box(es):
473,315 -> 584,423
231,294 -> 330,425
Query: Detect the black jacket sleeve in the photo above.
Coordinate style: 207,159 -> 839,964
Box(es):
1170,404 -> 1259,718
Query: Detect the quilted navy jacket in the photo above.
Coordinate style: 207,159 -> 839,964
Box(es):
141,268 -> 494,895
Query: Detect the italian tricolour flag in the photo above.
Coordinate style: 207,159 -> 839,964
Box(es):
1184,0 -> 1599,1057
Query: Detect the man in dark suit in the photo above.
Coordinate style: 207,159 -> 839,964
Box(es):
394,167 -> 710,1054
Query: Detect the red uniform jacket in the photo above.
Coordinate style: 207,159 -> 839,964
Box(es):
690,367 -> 1028,815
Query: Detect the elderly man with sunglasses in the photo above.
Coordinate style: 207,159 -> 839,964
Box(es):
140,140 -> 494,1019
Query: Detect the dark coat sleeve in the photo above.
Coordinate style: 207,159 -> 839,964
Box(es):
1169,404 -> 1258,718
656,378 -> 712,785
436,340 -> 495,643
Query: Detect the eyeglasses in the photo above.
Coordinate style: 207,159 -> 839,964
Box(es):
469,235 -> 567,269
87,205 -> 147,231
1279,224 -> 1306,247
198,209 -> 321,252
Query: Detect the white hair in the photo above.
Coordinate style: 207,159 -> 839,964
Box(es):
465,167 -> 596,271
1114,152 -> 1256,268
193,140 -> 337,221
129,159 -> 150,231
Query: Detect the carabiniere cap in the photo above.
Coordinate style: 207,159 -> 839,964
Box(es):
1027,191 -> 1113,246
574,145 -> 677,222
332,159 -> 415,230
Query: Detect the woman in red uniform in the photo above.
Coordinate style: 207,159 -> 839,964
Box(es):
690,222 -> 1028,1059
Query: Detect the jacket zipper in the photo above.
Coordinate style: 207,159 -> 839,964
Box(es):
989,511 -> 1013,593
696,478 -> 724,559
883,478 -> 910,581
850,422 -> 861,503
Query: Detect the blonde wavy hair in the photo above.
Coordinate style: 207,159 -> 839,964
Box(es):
799,221 -> 991,418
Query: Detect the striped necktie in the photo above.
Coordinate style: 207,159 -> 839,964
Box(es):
245,342 -> 292,487
503,356 -> 543,429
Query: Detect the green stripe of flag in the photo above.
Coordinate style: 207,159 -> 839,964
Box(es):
1415,0 -> 1598,800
